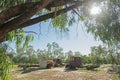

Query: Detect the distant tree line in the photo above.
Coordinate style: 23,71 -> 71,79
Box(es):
0,42 -> 118,65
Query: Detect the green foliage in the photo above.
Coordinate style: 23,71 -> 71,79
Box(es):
23,34 -> 34,48
3,42 -> 119,69
52,14 -> 68,30
32,0 -> 41,2
13,45 -> 39,64
7,29 -> 34,52
68,16 -> 76,26
65,50 -> 74,62
90,45 -> 109,64
15,29 -> 25,49
1,0 -> 120,79
88,45 -> 120,65
81,55 -> 91,64
7,29 -> 25,49
1,0 -> 120,48
46,42 -> 65,59
0,44 -> 12,80
82,1 -> 120,48
0,0 -> 43,10
13,42 -> 65,64
0,0 -> 25,10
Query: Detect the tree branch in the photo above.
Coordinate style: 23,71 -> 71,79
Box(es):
20,5 -> 80,28
0,2 -> 35,25
46,0 -> 83,10
0,0 -> 52,37
0,36 -> 6,43
25,31 -> 37,35
0,0 -> 83,25
0,0 -> 91,43
0,5 -> 79,43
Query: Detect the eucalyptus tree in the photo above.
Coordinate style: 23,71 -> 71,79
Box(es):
81,55 -> 91,64
46,42 -> 64,59
89,45 -> 108,64
25,45 -> 36,64
74,51 -> 82,57
47,43 -> 52,59
106,48 -> 120,65
89,45 -> 120,65
65,50 -> 74,62
1,0 -> 120,62
1,0 -> 120,80
37,49 -> 50,61
0,0 -> 120,46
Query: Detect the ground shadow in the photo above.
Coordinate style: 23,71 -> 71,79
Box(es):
64,68 -> 78,72
17,67 -> 50,74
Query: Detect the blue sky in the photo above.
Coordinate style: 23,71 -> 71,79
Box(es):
23,21 -> 102,55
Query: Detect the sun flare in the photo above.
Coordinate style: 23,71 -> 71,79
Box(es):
90,6 -> 101,15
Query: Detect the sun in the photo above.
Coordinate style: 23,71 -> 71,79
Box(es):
90,6 -> 101,15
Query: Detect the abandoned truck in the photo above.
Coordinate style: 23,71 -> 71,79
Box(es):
65,57 -> 83,69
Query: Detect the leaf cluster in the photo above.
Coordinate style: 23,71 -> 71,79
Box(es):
0,44 -> 12,80
82,1 -> 120,48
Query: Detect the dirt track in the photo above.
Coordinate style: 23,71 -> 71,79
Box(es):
12,68 -> 119,80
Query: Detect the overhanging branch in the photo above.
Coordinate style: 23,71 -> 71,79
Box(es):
25,31 -> 37,35
0,5 -> 79,43
0,0 -> 91,43
20,5 -> 80,28
0,2 -> 36,25
0,0 -> 83,25
0,0 -> 52,36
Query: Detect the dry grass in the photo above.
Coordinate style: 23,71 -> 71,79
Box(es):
9,67 -> 120,80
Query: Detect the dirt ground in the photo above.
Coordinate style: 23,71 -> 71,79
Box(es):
11,68 -> 120,80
